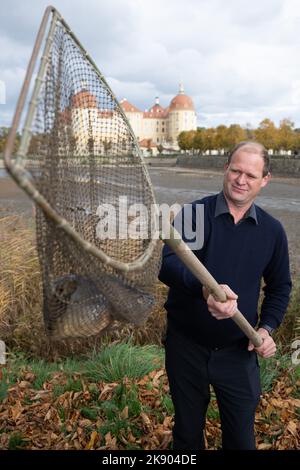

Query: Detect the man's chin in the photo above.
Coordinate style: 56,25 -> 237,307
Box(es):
228,191 -> 248,204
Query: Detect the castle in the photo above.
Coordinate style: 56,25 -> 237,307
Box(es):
59,83 -> 197,157
120,84 -> 197,154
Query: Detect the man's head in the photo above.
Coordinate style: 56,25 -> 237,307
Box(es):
223,141 -> 271,208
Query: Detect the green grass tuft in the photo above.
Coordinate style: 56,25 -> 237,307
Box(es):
84,342 -> 163,383
8,432 -> 27,450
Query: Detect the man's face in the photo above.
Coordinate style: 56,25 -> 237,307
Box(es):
223,149 -> 270,207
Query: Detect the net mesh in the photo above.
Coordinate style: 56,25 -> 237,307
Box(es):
11,12 -> 162,339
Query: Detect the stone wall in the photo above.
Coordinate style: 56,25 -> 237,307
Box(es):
176,155 -> 300,176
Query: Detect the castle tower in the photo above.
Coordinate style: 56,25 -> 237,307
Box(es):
168,83 -> 197,145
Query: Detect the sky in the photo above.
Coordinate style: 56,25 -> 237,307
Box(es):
1,0 -> 300,129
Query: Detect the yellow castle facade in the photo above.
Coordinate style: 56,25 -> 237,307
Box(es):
60,84 -> 197,156
120,84 -> 197,153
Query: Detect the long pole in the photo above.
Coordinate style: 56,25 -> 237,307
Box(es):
163,226 -> 263,348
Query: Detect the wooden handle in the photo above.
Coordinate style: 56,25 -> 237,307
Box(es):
162,226 -> 263,348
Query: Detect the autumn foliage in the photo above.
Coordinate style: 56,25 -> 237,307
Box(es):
178,119 -> 300,154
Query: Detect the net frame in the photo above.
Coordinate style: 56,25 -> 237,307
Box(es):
4,5 -> 159,274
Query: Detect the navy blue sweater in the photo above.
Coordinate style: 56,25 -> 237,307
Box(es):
159,193 -> 292,347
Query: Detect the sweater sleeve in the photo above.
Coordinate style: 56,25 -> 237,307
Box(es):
158,203 -> 205,297
260,224 -> 292,329
158,243 -> 203,297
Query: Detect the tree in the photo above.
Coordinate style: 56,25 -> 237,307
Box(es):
0,127 -> 21,154
254,119 -> 277,150
214,125 -> 228,153
226,124 -> 247,151
103,138 -> 111,155
157,144 -> 164,154
202,128 -> 216,154
292,129 -> 300,155
277,119 -> 295,152
193,129 -> 207,154
178,131 -> 195,152
245,122 -> 255,140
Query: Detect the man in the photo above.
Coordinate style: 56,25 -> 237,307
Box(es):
159,141 -> 292,450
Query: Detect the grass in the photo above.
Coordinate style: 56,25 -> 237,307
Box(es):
259,348 -> 292,393
80,407 -> 99,420
29,361 -> 60,390
0,380 -> 9,403
275,278 -> 300,345
8,432 -> 28,450
84,342 -> 164,383
207,403 -> 220,420
160,394 -> 174,415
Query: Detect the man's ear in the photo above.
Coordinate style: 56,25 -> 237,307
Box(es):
224,162 -> 229,171
261,172 -> 271,188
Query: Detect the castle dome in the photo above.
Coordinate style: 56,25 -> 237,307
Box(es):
169,83 -> 195,112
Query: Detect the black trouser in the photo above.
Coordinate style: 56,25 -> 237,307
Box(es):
164,329 -> 261,450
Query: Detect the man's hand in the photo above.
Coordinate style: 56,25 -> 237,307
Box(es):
248,328 -> 277,358
203,284 -> 238,320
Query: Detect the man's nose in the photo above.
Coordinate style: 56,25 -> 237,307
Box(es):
236,173 -> 247,184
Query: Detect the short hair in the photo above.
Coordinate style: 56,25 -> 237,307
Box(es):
227,141 -> 270,177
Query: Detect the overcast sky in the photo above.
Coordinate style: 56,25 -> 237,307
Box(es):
1,0 -> 300,129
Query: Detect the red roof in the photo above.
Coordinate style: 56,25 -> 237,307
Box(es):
98,110 -> 114,118
71,90 -> 98,108
120,99 -> 141,113
143,102 -> 169,119
60,107 -> 71,124
139,139 -> 157,148
144,109 -> 169,119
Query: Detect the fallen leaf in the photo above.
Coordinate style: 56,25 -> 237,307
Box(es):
152,370 -> 165,388
85,431 -> 98,450
257,443 -> 273,450
10,401 -> 24,421
286,421 -> 298,437
120,406 -> 128,419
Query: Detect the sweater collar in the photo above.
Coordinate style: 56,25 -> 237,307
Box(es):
214,191 -> 258,225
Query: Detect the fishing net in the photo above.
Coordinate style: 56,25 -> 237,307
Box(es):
4,7 -> 162,339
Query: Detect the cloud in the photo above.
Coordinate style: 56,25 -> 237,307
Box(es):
1,0 -> 300,128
